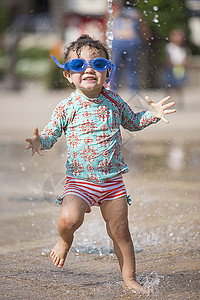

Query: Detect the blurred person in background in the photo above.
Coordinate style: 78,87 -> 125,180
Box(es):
162,28 -> 190,109
111,0 -> 151,93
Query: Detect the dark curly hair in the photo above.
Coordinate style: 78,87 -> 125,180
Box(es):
64,35 -> 110,61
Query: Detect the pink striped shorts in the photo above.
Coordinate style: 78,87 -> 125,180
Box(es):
56,175 -> 127,212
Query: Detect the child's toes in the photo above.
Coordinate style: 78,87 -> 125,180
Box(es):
57,259 -> 64,268
53,256 -> 60,266
50,250 -> 55,258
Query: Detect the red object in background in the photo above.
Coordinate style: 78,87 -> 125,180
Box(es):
63,13 -> 106,45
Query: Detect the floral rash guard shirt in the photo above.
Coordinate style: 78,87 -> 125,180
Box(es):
40,87 -> 159,183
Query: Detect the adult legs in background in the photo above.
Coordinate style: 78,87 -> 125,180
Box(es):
112,41 -> 124,91
126,45 -> 139,93
112,41 -> 140,93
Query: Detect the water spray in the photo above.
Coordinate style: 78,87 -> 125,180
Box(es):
106,0 -> 114,52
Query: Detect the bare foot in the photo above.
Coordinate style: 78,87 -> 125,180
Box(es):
50,237 -> 69,268
123,280 -> 146,294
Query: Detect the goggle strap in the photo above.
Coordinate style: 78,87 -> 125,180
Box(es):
106,64 -> 116,84
51,55 -> 65,69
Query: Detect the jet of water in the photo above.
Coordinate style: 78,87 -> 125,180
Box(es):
106,0 -> 114,51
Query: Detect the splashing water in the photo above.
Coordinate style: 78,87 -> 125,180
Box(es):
137,271 -> 164,295
153,17 -> 159,24
106,0 -> 114,51
153,6 -> 159,12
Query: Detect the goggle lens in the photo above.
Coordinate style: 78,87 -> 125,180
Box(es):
70,59 -> 85,71
93,59 -> 108,71
67,58 -> 110,72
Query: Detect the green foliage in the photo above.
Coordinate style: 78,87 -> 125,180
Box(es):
137,0 -> 189,40
16,58 -> 50,79
0,44 -> 71,89
0,46 -> 5,57
0,4 -> 11,35
16,47 -> 50,60
45,64 -> 71,89
16,47 -> 70,88
134,0 -> 199,58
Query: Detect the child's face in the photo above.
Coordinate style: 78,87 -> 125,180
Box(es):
170,30 -> 185,46
64,46 -> 108,98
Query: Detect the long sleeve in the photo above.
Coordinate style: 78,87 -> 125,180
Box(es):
120,100 -> 159,131
40,101 -> 72,150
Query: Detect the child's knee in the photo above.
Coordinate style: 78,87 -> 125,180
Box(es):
110,221 -> 131,242
57,210 -> 84,232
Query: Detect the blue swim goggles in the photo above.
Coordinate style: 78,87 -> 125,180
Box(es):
51,55 -> 116,84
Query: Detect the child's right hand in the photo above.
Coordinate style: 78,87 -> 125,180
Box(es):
25,127 -> 43,156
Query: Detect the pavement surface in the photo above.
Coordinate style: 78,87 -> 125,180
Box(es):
0,83 -> 200,299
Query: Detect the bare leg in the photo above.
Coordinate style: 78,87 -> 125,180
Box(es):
50,195 -> 89,268
100,196 -> 145,294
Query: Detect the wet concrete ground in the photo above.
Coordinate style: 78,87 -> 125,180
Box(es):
1,248 -> 199,299
0,84 -> 200,299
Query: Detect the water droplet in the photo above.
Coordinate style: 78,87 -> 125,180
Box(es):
153,18 -> 159,24
153,6 -> 159,11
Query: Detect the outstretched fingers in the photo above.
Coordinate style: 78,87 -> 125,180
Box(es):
161,115 -> 169,124
25,126 -> 43,156
164,109 -> 176,115
36,149 -> 44,156
160,95 -> 171,105
163,101 -> 176,117
33,126 -> 39,137
145,95 -> 176,124
145,96 -> 153,105
163,101 -> 176,110
25,141 -> 32,150
145,95 -> 173,107
162,105 -> 176,123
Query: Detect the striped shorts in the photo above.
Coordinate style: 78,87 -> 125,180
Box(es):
57,175 -> 127,212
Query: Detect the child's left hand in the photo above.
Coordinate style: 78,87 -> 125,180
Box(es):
145,96 -> 176,124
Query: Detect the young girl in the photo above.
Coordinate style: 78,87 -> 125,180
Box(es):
25,35 -> 175,293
